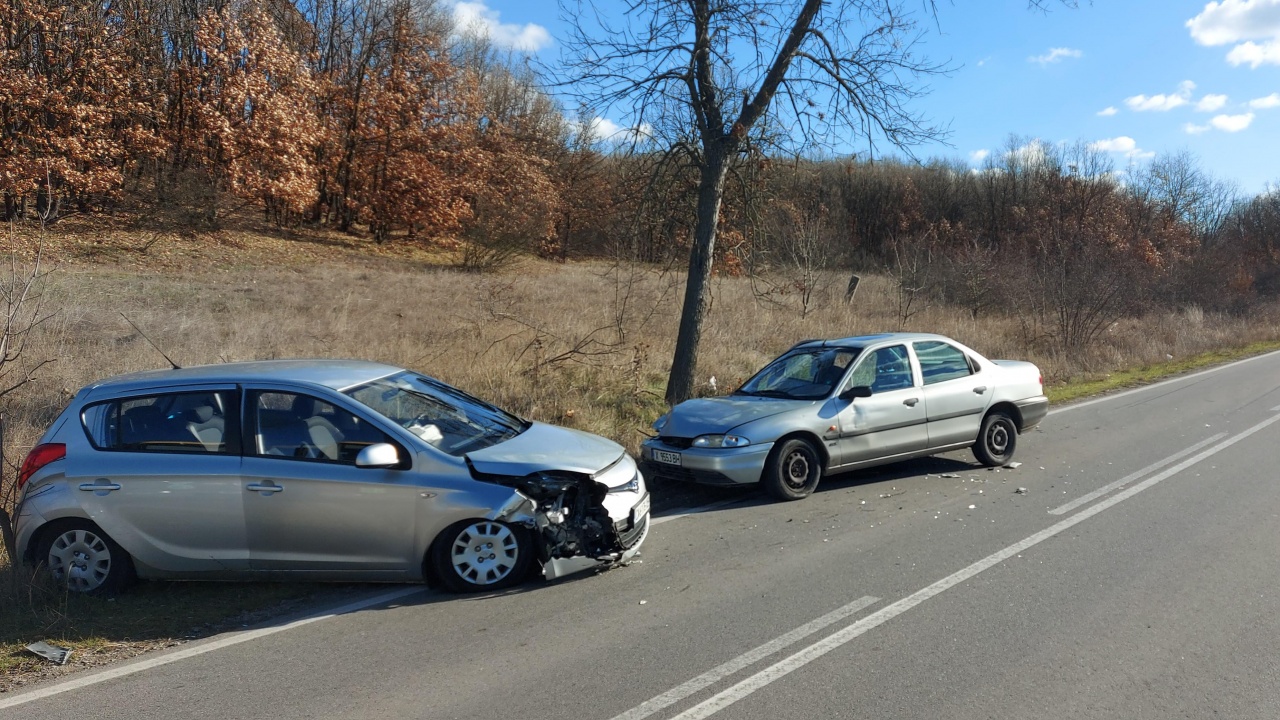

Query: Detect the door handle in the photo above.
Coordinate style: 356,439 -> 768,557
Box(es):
78,481 -> 121,492
903,398 -> 919,407
245,483 -> 284,494
973,386 -> 987,394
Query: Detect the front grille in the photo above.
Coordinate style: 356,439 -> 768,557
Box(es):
659,436 -> 694,449
617,515 -> 648,549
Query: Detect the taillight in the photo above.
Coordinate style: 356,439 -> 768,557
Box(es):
18,443 -> 65,489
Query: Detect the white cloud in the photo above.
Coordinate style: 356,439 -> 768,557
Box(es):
1097,106 -> 1119,116
1227,40 -> 1280,66
1212,111 -> 1256,130
453,1 -> 552,52
1187,0 -> 1280,67
1185,122 -> 1212,134
578,116 -> 653,144
1089,136 -> 1155,159
1125,80 -> 1196,111
1028,47 -> 1083,65
970,149 -> 990,163
1197,93 -> 1229,111
1250,92 -> 1280,107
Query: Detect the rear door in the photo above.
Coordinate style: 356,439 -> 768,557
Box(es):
68,386 -> 248,574
240,388 -> 421,577
913,340 -> 990,447
833,344 -> 928,466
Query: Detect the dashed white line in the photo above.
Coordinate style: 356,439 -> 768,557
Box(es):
629,410 -> 1280,720
1048,432 -> 1226,515
608,595 -> 879,720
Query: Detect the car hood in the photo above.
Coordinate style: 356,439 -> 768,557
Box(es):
465,421 -> 625,476
662,396 -> 814,438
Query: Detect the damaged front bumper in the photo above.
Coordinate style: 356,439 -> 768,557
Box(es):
478,455 -> 651,582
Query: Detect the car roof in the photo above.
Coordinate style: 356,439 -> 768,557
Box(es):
790,332 -> 955,351
81,359 -> 405,395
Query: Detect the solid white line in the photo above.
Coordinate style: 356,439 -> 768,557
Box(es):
666,411 -> 1280,720
1048,348 -> 1280,416
608,596 -> 879,720
0,586 -> 423,710
652,497 -> 746,526
1047,433 -> 1226,515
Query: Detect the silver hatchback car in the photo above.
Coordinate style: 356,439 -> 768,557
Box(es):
15,360 -> 649,594
642,333 -> 1048,501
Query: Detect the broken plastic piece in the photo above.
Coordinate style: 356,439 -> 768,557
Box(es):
1004,461 -> 1022,469
1015,487 -> 1028,494
26,641 -> 71,665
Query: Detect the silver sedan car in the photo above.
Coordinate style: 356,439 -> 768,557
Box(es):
15,360 -> 649,594
642,333 -> 1048,501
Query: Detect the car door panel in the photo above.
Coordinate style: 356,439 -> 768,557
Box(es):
68,387 -> 247,574
834,345 -> 928,466
913,341 -> 990,447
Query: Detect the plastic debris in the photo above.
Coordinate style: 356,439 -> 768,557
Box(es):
1004,461 -> 1022,469
968,504 -> 976,509
26,641 -> 71,665
1015,487 -> 1028,495
639,600 -> 647,605
941,473 -> 960,478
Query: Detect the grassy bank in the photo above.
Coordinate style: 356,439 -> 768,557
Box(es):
2,222 -> 1279,686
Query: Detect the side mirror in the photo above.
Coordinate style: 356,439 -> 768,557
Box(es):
839,386 -> 873,401
356,443 -> 401,468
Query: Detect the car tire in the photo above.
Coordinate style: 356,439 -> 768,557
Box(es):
35,520 -> 134,596
763,438 -> 822,501
974,411 -> 1018,467
432,519 -> 533,593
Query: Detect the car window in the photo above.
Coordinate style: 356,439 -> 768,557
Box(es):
846,345 -> 913,394
251,391 -> 398,464
343,371 -> 526,456
914,341 -> 973,385
82,390 -> 234,454
737,348 -> 858,400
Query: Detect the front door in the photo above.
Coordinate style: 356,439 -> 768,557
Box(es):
240,389 -> 420,577
834,345 -> 928,466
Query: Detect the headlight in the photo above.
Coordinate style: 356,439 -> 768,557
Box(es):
692,434 -> 750,448
652,413 -> 669,432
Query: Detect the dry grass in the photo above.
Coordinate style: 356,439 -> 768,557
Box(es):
2,220 -> 1280,682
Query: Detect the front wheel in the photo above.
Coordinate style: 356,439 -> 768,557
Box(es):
432,519 -> 533,593
763,438 -> 822,501
36,520 -> 134,595
973,411 -> 1018,467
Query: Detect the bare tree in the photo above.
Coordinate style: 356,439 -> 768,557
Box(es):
557,0 -> 951,403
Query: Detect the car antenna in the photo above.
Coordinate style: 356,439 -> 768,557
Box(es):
119,313 -> 181,369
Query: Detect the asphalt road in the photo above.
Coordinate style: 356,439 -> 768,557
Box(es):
8,351 -> 1280,719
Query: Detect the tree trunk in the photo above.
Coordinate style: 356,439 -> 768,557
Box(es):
666,150 -> 730,404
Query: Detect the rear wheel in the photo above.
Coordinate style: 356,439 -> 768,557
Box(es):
763,438 -> 822,501
35,520 -> 134,595
432,519 -> 533,593
973,411 -> 1018,467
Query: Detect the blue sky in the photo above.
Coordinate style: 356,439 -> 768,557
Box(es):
452,1 -> 1280,194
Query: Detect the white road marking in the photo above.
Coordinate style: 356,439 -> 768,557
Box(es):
652,497 -> 746,525
1048,433 -> 1226,515
608,596 -> 879,720
0,586 -> 423,710
1048,348 -> 1280,415
647,411 -> 1280,720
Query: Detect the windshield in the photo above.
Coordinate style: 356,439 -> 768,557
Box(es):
736,347 -> 860,400
342,371 -> 527,456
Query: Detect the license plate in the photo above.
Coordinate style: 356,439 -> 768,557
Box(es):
652,449 -> 681,465
631,493 -> 650,524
